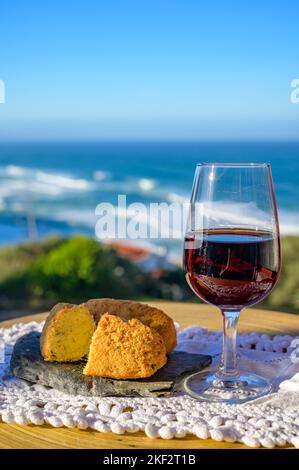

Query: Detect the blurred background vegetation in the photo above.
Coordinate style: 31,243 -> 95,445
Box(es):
0,235 -> 298,320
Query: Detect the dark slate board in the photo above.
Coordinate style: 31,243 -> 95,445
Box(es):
10,332 -> 211,397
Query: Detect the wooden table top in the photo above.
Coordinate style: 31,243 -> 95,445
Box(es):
0,301 -> 298,449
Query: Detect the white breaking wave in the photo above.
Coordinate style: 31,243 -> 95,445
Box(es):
138,178 -> 156,191
35,170 -> 91,190
93,170 -> 110,181
4,165 -> 27,177
53,208 -> 96,227
279,211 -> 299,235
91,179 -> 162,198
0,180 -> 62,197
167,192 -> 189,204
191,200 -> 276,231
0,165 -> 95,196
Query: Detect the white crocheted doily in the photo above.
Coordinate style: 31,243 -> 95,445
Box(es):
1,321 -> 299,449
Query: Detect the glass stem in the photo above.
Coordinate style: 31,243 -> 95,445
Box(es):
218,310 -> 240,378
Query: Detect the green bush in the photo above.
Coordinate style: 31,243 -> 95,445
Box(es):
261,236 -> 299,312
0,236 -> 143,309
28,236 -> 142,303
0,236 -> 61,283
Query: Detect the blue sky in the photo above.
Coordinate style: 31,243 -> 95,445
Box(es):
0,0 -> 298,140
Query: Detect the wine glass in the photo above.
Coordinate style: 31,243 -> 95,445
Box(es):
183,163 -> 281,403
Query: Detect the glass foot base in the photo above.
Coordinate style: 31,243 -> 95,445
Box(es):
183,369 -> 272,404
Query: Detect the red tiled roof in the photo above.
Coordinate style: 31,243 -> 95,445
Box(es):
107,241 -> 151,262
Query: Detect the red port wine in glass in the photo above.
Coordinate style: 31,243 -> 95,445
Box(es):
183,164 -> 281,403
184,229 -> 280,309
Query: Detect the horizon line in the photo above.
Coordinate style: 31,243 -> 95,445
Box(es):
0,138 -> 299,144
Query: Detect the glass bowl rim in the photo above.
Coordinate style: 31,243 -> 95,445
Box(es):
197,162 -> 270,167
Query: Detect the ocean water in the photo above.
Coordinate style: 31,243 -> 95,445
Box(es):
0,141 -> 298,258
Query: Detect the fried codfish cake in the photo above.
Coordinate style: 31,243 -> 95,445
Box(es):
40,303 -> 95,362
84,298 -> 176,354
83,313 -> 167,379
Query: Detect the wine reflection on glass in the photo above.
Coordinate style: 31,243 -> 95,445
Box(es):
183,163 -> 281,403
